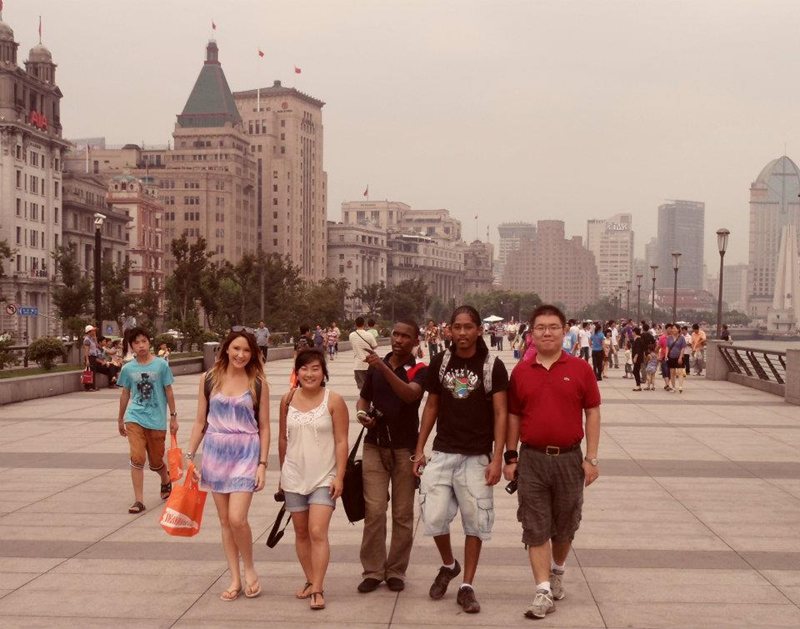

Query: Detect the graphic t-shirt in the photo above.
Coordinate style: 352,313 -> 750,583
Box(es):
117,357 -> 174,430
562,330 -> 577,352
425,349 -> 509,456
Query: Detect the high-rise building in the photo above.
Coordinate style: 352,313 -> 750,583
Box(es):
644,237 -> 658,267
586,213 -> 634,297
656,200 -> 704,290
0,12 -> 69,341
497,222 -> 536,279
748,156 -> 800,320
234,81 -> 327,281
503,220 -> 598,312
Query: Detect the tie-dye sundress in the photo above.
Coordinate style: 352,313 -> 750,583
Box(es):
201,390 -> 259,493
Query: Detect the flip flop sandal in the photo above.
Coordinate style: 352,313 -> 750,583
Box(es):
244,581 -> 262,599
128,501 -> 145,514
220,587 -> 242,602
310,591 -> 325,610
296,581 -> 313,599
160,482 -> 172,500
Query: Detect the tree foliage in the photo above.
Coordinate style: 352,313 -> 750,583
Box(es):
350,282 -> 386,316
52,244 -> 92,325
100,259 -> 135,332
462,290 -> 543,322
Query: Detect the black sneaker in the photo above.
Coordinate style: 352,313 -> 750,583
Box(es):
386,577 -> 405,592
429,560 -> 461,599
456,585 -> 480,613
357,578 -> 382,593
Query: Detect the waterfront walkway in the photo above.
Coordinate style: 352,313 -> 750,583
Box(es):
1,349 -> 800,628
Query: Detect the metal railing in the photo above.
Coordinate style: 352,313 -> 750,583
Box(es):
717,344 -> 786,385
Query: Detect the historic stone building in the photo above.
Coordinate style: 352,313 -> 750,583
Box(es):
0,13 -> 69,340
234,81 -> 328,281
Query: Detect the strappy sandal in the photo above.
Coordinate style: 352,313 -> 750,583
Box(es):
128,501 -> 145,514
310,591 -> 325,610
296,581 -> 313,599
160,482 -> 172,500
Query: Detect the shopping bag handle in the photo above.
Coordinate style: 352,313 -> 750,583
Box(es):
170,434 -> 179,450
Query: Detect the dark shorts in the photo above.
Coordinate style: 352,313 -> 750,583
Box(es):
667,356 -> 682,369
517,445 -> 584,547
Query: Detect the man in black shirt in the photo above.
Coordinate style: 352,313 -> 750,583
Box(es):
413,306 -> 508,614
357,319 -> 427,594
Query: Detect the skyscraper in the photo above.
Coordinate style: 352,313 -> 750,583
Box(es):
748,156 -> 800,320
234,81 -> 328,281
496,222 -> 536,280
656,200 -> 704,290
586,213 -> 634,297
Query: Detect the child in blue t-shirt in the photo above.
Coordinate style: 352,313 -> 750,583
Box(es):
117,328 -> 178,514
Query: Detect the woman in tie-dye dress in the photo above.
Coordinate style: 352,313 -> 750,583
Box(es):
186,329 -> 270,602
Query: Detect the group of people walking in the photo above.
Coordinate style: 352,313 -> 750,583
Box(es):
114,304 -> 602,618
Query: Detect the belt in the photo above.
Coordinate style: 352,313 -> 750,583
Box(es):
522,442 -> 581,456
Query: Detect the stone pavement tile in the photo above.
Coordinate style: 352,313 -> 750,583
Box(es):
25,572 -> 212,595
0,557 -> 64,573
762,570 -> 800,605
583,567 -> 786,603
176,622 -> 384,629
392,593 -> 604,626
0,502 -> 33,516
574,549 -> 750,569
0,589 -> 196,620
0,524 -> 118,543
52,558 -> 227,576
598,601 -> 800,628
0,573 -> 39,590
0,540 -> 89,558
0,617 -> 171,629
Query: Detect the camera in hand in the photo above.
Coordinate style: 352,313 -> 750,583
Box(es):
505,478 -> 518,494
274,489 -> 285,502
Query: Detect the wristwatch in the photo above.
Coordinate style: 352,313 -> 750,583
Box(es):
504,450 -> 519,464
585,456 -> 599,466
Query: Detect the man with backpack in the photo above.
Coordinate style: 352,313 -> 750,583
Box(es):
412,306 -> 508,615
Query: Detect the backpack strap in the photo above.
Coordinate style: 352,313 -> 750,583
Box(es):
437,349 -> 452,385
438,347 -> 495,398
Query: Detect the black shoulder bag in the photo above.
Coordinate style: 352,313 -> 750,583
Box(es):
341,427 -> 366,524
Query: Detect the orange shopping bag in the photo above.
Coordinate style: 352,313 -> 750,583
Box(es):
160,463 -> 207,537
167,434 -> 183,481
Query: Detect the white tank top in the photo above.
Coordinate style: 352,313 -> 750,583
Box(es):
281,388 -> 337,495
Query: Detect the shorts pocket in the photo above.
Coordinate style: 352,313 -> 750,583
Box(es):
477,497 -> 494,536
418,491 -> 427,522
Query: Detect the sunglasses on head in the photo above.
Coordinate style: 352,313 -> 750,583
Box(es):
231,325 -> 256,335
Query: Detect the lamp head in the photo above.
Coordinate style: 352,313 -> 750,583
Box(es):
93,212 -> 106,228
716,228 -> 730,254
672,251 -> 682,270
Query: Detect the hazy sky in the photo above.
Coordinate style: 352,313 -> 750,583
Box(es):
8,0 -> 800,266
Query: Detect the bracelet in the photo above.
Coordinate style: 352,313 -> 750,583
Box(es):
356,410 -> 369,419
185,452 -> 194,460
409,453 -> 425,463
170,411 -> 177,417
258,461 -> 267,466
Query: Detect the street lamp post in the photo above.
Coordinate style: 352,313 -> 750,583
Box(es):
626,279 -> 631,319
650,265 -> 658,323
93,213 -> 105,332
671,252 -> 681,323
636,274 -> 643,322
716,228 -> 730,338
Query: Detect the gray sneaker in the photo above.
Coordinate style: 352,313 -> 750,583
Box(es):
550,570 -> 565,600
524,589 -> 555,619
429,560 -> 461,599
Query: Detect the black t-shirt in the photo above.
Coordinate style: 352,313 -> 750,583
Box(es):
360,353 -> 428,450
425,348 -> 509,456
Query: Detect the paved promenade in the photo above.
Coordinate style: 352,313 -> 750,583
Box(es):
1,347 -> 800,628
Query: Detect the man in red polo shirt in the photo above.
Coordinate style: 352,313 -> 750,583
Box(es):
503,304 -> 601,619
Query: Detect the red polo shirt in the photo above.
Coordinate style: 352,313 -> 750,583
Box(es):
508,351 -> 601,447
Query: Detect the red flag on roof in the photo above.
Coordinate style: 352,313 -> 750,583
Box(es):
258,49 -> 265,58
38,16 -> 42,41
363,185 -> 369,197
211,20 -> 216,30
294,66 -> 302,74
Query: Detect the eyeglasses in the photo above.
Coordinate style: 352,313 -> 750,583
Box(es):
231,325 -> 256,335
532,325 -> 564,334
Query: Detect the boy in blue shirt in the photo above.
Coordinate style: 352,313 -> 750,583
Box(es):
117,327 -> 178,514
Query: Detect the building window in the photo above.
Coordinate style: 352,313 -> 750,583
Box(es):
15,226 -> 21,244
15,198 -> 21,216
15,170 -> 21,188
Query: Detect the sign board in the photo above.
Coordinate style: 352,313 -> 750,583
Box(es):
4,304 -> 16,315
19,306 -> 38,316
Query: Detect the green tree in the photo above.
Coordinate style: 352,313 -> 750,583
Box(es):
0,239 -> 14,294
301,278 -> 349,329
100,259 -> 134,333
165,235 -> 214,333
350,281 -> 386,316
52,244 -> 92,338
384,278 -> 430,321
133,284 -> 162,332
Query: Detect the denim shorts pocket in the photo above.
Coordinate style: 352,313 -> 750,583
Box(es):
477,497 -> 494,536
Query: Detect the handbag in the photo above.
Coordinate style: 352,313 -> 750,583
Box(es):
340,427 -> 366,524
81,367 -> 94,386
167,434 -> 183,481
160,463 -> 207,537
266,504 -> 292,548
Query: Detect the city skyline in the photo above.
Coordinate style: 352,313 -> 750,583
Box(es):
7,1 -> 800,266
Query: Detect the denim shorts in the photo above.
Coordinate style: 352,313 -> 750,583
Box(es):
418,451 -> 495,541
284,486 -> 336,512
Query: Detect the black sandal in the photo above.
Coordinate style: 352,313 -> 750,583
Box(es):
128,501 -> 145,514
160,482 -> 172,500
296,581 -> 313,599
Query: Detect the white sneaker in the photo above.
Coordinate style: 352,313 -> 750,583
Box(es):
550,570 -> 565,600
524,589 -> 555,619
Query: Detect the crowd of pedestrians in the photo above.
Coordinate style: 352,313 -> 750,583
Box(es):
111,306 -> 724,618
